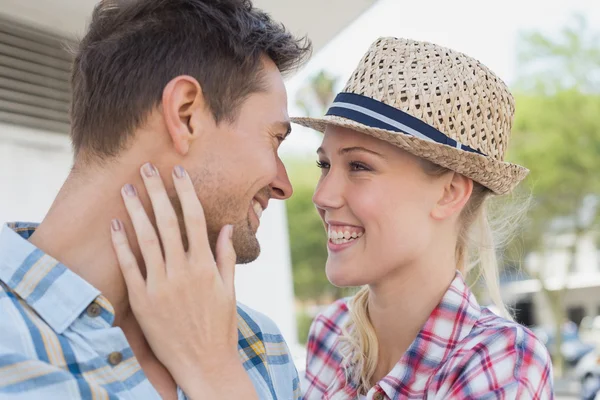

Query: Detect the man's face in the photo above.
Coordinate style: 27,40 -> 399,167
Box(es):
178,58 -> 293,263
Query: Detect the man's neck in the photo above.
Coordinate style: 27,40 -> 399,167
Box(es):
29,164 -> 140,327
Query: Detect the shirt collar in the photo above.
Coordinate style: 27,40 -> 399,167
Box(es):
0,222 -> 115,333
376,271 -> 481,399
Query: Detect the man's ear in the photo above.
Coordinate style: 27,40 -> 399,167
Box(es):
162,75 -> 208,155
431,172 -> 473,221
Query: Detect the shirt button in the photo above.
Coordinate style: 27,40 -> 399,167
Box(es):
108,352 -> 123,366
373,393 -> 385,400
86,303 -> 102,318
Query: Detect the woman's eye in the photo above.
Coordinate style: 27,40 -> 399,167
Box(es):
350,162 -> 370,171
316,160 -> 330,169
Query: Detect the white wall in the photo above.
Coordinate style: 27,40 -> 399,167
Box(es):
235,201 -> 299,347
0,123 -> 72,224
0,122 -> 299,350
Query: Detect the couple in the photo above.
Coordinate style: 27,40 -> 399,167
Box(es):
0,0 -> 553,399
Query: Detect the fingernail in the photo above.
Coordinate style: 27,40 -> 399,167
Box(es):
174,165 -> 186,179
142,162 -> 156,178
111,219 -> 122,232
123,184 -> 137,197
228,225 -> 234,240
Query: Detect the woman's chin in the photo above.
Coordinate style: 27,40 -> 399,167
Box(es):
326,263 -> 365,288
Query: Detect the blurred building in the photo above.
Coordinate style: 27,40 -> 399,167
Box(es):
0,0 -> 377,356
501,229 -> 600,328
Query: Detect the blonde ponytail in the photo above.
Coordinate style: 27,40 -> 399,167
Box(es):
340,287 -> 378,394
341,161 -> 524,392
457,184 -> 512,320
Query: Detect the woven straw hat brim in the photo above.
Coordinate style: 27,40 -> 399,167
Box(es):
291,115 -> 529,196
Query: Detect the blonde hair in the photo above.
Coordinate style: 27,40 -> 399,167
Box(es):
341,161 -> 522,394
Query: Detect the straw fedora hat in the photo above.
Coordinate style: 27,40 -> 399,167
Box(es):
291,37 -> 528,195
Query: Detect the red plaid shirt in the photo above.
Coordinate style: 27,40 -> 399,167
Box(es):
304,273 -> 553,399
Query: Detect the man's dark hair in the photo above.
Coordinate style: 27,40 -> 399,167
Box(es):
70,0 -> 311,159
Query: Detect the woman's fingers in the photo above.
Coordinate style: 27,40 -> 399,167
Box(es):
215,224 -> 237,295
172,165 -> 212,264
120,183 -> 166,285
110,218 -> 144,299
139,163 -> 186,269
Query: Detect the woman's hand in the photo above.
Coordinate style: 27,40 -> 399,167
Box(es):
110,162 -> 257,399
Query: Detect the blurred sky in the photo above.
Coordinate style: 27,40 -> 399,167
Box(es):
281,0 -> 600,157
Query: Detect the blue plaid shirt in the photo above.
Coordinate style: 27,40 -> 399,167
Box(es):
0,222 -> 300,399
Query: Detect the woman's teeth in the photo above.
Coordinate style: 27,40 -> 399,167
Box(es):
328,227 -> 364,245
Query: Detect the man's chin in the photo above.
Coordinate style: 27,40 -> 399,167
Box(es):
235,246 -> 261,264
232,229 -> 261,264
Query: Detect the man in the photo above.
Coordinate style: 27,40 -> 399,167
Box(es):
0,0 -> 311,398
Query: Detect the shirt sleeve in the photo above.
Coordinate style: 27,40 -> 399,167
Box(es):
0,349 -> 81,399
303,299 -> 349,399
236,303 -> 302,400
442,325 -> 554,399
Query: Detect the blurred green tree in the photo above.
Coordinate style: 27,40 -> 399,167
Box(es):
287,71 -> 350,343
285,158 -> 330,302
507,14 -> 600,376
295,70 -> 339,117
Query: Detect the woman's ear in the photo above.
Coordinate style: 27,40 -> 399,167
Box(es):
431,173 -> 473,221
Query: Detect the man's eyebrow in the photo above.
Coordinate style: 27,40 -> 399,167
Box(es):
272,121 -> 292,138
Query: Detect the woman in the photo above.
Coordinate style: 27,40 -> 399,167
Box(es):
292,37 -> 553,399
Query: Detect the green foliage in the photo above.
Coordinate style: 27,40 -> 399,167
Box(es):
508,16 -> 600,253
295,70 -> 340,117
516,13 -> 600,93
284,156 -> 356,302
284,157 -> 332,301
506,14 -> 600,377
296,310 -> 315,345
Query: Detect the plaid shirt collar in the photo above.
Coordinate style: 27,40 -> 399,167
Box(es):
338,272 -> 481,399
0,222 -> 112,333
375,272 -> 480,398
306,272 -> 553,399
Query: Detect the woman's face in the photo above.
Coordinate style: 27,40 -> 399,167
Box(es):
313,125 -> 454,287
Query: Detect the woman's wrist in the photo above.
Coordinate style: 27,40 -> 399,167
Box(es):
174,356 -> 258,400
